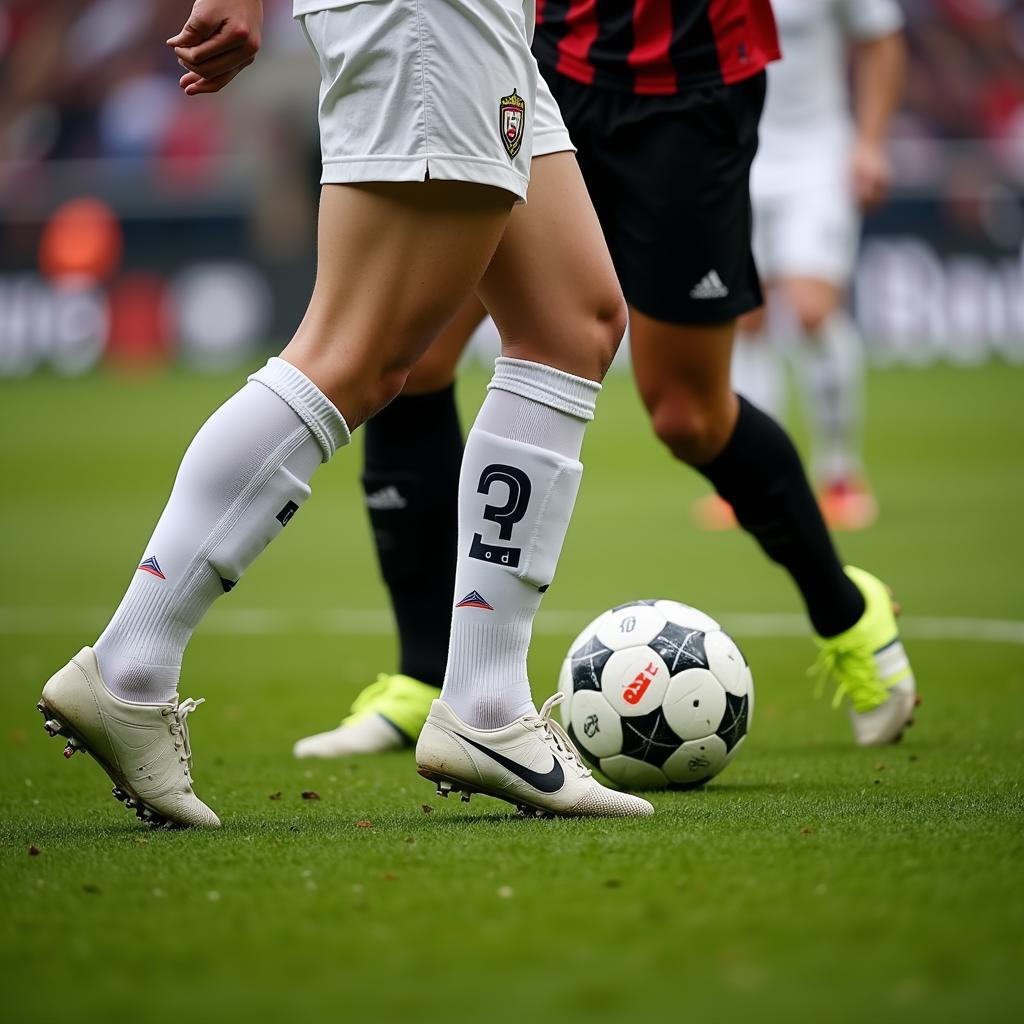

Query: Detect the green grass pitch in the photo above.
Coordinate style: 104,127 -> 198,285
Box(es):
1,362 -> 1022,1023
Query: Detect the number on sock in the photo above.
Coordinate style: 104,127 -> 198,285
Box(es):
469,464 -> 531,568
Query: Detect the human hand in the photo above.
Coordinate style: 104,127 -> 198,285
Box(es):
167,0 -> 263,95
851,138 -> 892,211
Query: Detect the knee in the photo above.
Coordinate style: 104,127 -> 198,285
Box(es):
323,357 -> 413,428
648,392 -> 736,466
503,289 -> 626,383
369,366 -> 412,412
573,291 -> 627,382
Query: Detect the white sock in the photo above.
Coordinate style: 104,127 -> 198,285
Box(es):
792,310 -> 865,483
731,329 -> 785,419
95,357 -> 349,703
440,357 -> 599,729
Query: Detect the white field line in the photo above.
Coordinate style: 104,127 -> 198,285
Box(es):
1,607 -> 1023,645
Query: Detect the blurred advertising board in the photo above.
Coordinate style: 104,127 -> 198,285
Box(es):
1,190 -> 1022,377
856,189 -> 1024,366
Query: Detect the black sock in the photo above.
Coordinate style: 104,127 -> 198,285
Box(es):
362,384 -> 463,686
697,397 -> 865,637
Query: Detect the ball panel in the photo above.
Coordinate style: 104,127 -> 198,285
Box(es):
594,605 -> 667,651
568,633 -> 614,693
599,648 -> 670,717
654,600 -> 720,633
566,690 -> 622,760
662,668 -> 728,740
704,629 -> 749,696
717,691 -> 751,753
619,707 -> 684,768
648,621 -> 709,675
662,734 -> 729,786
600,754 -> 667,791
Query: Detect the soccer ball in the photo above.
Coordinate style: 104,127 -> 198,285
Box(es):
558,599 -> 753,790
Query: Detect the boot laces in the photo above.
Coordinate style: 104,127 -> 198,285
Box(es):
161,697 -> 205,781
810,640 -> 887,712
527,694 -> 591,777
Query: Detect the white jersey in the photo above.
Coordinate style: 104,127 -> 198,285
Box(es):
753,0 -> 903,195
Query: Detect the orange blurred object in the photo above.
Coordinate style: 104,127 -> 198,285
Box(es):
38,197 -> 124,283
818,477 -> 880,532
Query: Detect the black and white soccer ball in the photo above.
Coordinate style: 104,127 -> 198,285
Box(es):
558,599 -> 754,790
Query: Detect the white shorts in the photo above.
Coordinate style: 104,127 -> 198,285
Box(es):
299,1 -> 573,203
752,172 -> 861,286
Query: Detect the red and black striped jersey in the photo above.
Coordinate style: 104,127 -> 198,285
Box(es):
534,0 -> 781,96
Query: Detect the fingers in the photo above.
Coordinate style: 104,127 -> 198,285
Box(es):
852,146 -> 892,211
173,21 -> 258,68
167,3 -> 262,97
167,24 -> 207,48
176,44 -> 248,80
180,60 -> 254,95
853,165 -> 880,210
166,8 -> 221,48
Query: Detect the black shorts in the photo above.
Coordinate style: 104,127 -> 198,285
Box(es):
542,69 -> 766,326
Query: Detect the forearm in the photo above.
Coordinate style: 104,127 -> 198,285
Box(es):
852,31 -> 906,146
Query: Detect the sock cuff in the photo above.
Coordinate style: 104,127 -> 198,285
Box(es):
249,357 -> 350,461
488,357 -> 601,421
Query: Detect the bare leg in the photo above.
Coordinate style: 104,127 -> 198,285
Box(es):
403,297 -> 487,395
629,307 -> 864,639
283,181 -> 513,426
479,153 -> 625,378
630,310 -> 739,465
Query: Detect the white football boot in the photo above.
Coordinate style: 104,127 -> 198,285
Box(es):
37,647 -> 220,829
416,693 -> 654,818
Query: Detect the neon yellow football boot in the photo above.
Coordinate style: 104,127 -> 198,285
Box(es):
812,566 -> 917,746
293,674 -> 437,758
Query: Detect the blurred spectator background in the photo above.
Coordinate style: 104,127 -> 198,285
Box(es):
1,0 -> 1022,375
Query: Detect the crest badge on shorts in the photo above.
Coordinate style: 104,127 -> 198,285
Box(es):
499,89 -> 526,160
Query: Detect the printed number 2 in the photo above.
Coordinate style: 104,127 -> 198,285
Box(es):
469,463 -> 531,568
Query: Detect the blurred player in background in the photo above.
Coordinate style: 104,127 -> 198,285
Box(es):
37,0 -> 658,826
728,0 -> 906,531
296,0 -> 916,761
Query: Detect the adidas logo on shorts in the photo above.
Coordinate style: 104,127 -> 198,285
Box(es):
689,270 -> 730,300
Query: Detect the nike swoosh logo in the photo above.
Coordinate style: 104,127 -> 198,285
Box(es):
455,733 -> 565,793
